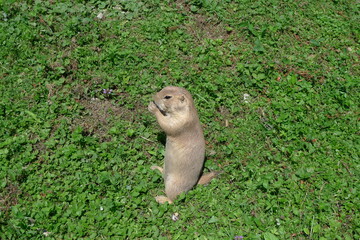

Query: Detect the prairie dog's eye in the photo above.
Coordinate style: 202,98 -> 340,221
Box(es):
164,95 -> 172,99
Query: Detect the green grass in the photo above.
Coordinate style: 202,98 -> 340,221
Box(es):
0,0 -> 359,239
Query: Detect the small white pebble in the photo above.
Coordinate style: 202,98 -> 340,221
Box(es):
276,218 -> 281,226
243,93 -> 250,103
43,231 -> 52,237
97,12 -> 104,19
171,212 -> 179,222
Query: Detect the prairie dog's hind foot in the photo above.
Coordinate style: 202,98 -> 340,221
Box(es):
197,171 -> 221,185
151,166 -> 163,174
155,195 -> 173,204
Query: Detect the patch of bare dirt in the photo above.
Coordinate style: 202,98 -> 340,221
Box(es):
172,1 -> 232,40
72,97 -> 137,141
186,14 -> 231,40
0,183 -> 21,220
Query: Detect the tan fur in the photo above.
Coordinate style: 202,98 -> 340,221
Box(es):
148,86 -> 216,204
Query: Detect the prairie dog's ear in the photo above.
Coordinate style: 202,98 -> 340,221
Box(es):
179,95 -> 185,102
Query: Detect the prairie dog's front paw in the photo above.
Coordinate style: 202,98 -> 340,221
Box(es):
148,101 -> 157,113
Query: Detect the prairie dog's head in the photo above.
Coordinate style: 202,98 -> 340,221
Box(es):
152,86 -> 194,117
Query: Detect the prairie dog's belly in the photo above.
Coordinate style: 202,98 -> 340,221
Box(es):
164,137 -> 205,178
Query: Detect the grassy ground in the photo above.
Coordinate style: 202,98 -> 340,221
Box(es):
0,0 -> 359,239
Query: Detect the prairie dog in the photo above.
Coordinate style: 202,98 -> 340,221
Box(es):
148,86 -> 216,204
